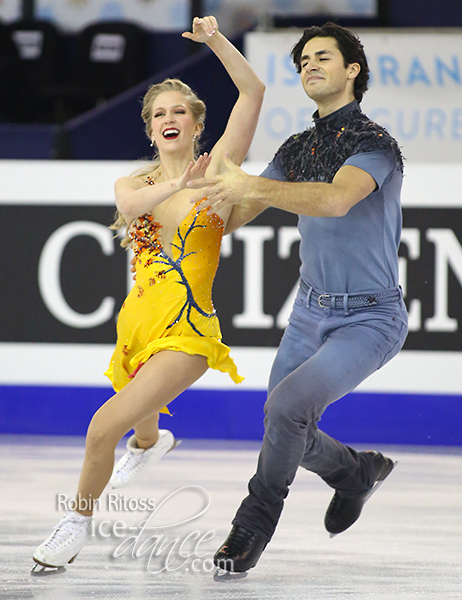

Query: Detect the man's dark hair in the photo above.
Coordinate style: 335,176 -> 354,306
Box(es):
291,22 -> 370,102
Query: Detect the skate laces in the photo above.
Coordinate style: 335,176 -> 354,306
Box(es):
45,513 -> 89,552
114,449 -> 147,480
224,527 -> 256,555
328,493 -> 347,516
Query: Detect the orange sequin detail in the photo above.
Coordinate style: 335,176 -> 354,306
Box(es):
130,214 -> 163,259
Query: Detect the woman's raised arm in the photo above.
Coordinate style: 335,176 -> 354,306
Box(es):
182,16 -> 265,173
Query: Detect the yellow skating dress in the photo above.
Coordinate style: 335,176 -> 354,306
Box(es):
104,201 -> 243,409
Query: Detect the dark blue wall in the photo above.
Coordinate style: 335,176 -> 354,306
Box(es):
1,385 -> 461,446
389,0 -> 462,27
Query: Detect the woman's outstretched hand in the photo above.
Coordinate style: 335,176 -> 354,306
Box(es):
182,16 -> 218,44
188,153 -> 250,212
130,255 -> 136,280
177,153 -> 212,190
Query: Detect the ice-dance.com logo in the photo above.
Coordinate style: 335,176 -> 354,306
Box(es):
56,485 -> 224,574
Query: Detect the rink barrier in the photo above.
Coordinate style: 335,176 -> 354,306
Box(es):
1,385 -> 460,446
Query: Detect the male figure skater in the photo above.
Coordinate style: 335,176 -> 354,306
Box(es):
191,22 -> 408,573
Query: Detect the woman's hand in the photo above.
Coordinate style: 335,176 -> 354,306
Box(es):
188,153 -> 250,212
176,153 -> 212,190
130,255 -> 137,281
182,16 -> 218,44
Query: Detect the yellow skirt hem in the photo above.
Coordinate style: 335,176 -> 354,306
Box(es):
104,336 -> 244,410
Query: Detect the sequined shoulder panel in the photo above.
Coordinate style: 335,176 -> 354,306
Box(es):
277,107 -> 403,183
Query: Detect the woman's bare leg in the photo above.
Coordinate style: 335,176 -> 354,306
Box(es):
134,412 -> 160,449
75,351 -> 208,515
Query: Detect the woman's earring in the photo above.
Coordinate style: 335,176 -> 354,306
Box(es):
193,134 -> 197,141
150,138 -> 155,147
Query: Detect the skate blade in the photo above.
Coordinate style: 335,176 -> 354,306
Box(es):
213,567 -> 248,582
329,460 -> 399,539
32,550 -> 79,573
31,562 -> 66,576
168,438 -> 182,453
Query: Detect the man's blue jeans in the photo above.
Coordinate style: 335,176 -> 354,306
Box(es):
233,284 -> 408,542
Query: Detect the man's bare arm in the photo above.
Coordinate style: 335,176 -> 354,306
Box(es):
190,155 -> 377,219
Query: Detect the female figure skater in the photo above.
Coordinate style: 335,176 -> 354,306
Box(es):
33,15 -> 265,569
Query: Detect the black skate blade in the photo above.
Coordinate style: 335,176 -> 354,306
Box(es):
213,567 -> 248,582
329,460 -> 399,539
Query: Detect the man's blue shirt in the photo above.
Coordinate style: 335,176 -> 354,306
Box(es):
260,103 -> 403,294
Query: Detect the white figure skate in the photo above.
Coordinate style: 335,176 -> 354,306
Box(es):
110,430 -> 179,489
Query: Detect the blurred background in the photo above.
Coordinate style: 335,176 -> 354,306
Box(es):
0,0 -> 461,446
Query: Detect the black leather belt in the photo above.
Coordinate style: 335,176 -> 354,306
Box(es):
300,280 -> 402,309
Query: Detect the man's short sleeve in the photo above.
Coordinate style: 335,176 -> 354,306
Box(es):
260,153 -> 287,181
344,150 -> 397,191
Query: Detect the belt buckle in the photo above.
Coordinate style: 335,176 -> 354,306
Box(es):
318,294 -> 331,308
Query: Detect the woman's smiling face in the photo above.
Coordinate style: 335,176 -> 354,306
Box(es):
150,90 -> 200,154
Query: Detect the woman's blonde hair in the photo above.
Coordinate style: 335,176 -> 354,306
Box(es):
111,78 -> 207,247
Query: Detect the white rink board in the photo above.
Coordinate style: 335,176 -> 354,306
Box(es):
0,343 -> 461,396
0,159 -> 461,207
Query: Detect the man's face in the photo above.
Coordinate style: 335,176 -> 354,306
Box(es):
299,36 -> 357,104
